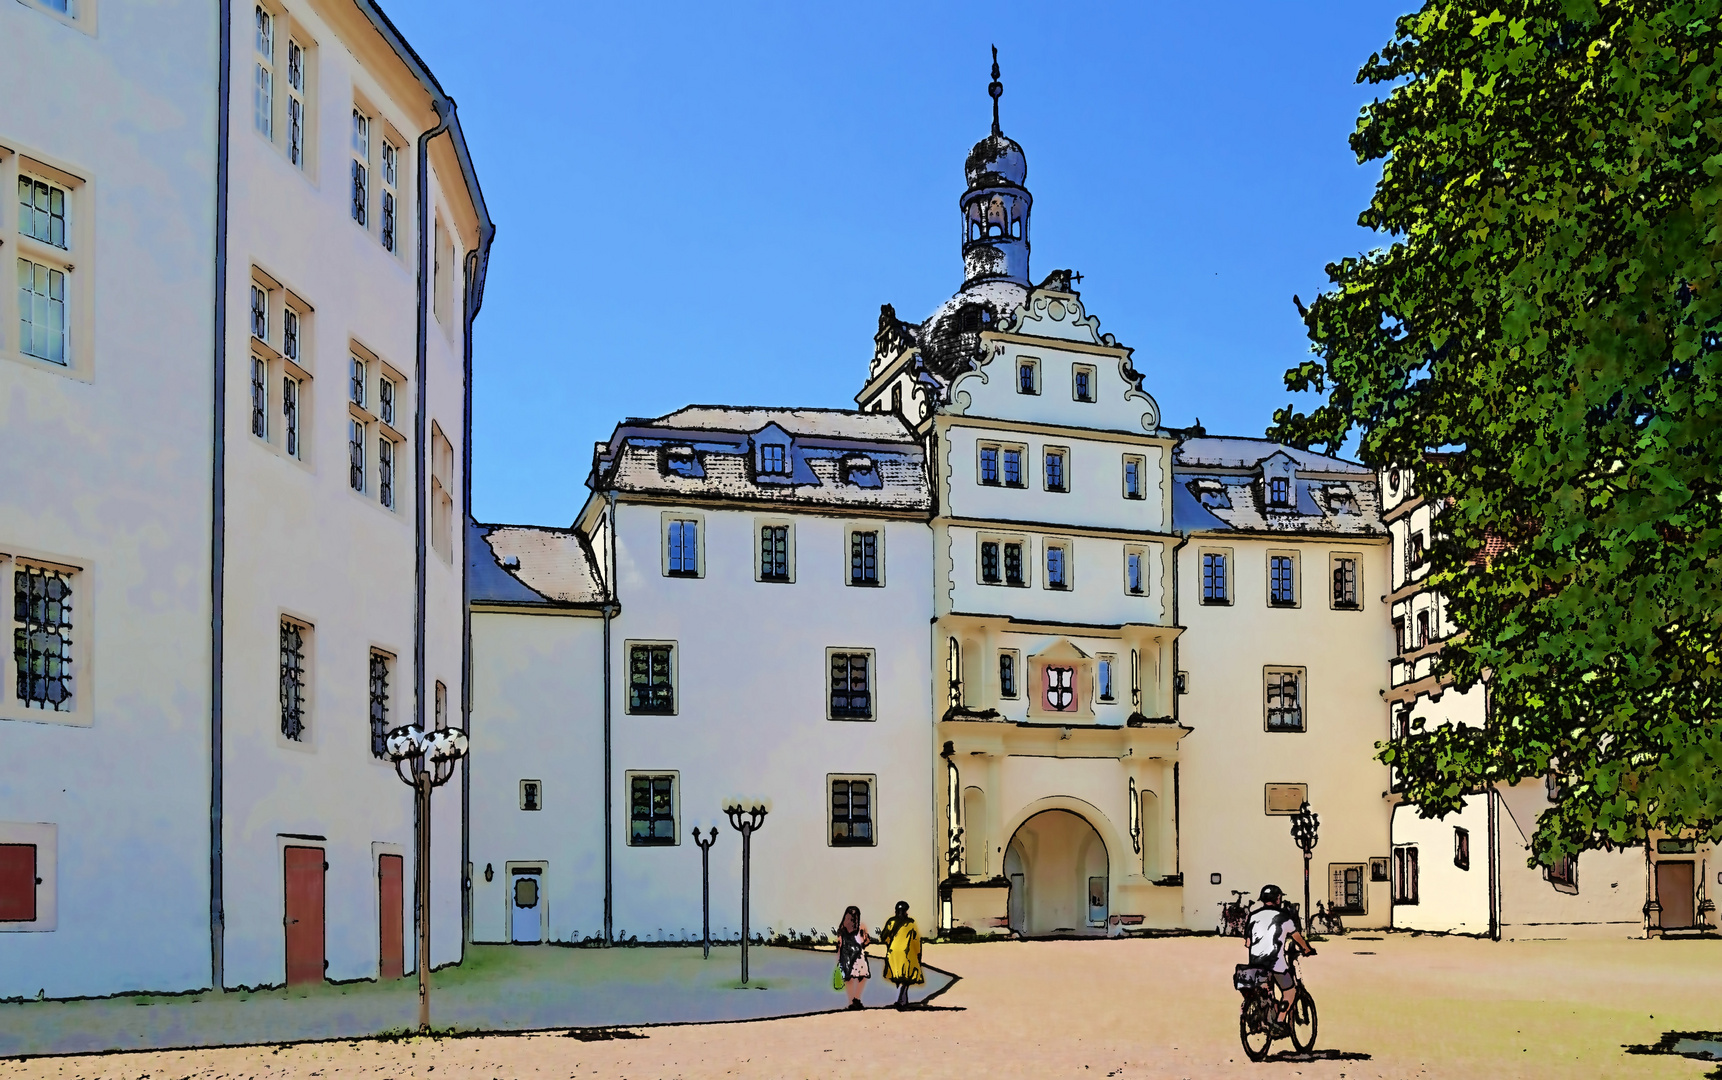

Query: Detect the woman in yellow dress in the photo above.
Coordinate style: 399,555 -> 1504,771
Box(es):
881,900 -> 924,1008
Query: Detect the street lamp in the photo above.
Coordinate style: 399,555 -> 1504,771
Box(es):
722,797 -> 770,985
692,825 -> 718,960
384,723 -> 469,1034
1289,802 -> 1320,930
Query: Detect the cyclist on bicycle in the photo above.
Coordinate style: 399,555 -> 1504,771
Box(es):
1245,884 -> 1315,1035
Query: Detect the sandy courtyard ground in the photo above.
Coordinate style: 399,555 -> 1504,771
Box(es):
5,933 -> 1720,1080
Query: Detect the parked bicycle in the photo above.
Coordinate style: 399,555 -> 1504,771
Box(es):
1309,901 -> 1345,936
1235,940 -> 1318,1061
1216,889 -> 1251,937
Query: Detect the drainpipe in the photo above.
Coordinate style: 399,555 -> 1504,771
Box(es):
208,0 -> 233,994
459,247 -> 482,950
603,489 -> 618,946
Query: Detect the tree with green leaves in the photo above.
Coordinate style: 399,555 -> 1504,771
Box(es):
1271,0 -> 1722,868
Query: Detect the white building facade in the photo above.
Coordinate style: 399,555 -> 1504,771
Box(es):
0,0 -> 491,997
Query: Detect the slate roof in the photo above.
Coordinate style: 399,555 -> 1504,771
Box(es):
592,406 -> 932,513
469,519 -> 606,608
1172,436 -> 1385,537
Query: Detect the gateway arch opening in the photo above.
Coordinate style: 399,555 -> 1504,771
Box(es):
1003,809 -> 1109,936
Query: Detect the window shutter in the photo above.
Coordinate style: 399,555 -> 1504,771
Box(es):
0,844 -> 37,922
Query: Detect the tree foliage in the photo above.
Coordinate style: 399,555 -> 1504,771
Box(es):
1271,0 -> 1722,865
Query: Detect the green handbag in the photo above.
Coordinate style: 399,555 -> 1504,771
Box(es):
833,963 -> 845,990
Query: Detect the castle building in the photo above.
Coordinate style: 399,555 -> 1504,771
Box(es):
0,0 -> 490,997
469,63 -> 1395,941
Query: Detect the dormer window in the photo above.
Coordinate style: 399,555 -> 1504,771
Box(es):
1327,485 -> 1359,515
842,454 -> 880,488
1268,476 -> 1291,508
759,444 -> 788,475
663,446 -> 703,479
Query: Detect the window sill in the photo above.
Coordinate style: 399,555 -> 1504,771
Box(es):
847,581 -> 883,588
827,715 -> 877,723
1268,601 -> 1299,609
627,708 -> 677,717
664,572 -> 701,580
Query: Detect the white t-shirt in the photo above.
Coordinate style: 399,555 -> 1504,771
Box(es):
1246,906 -> 1297,971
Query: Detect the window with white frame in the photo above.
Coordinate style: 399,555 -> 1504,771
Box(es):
1002,446 -> 1024,488
1124,546 -> 1147,596
430,424 -> 454,556
1268,475 -> 1291,508
1269,553 -> 1298,607
979,443 -> 1000,486
279,616 -> 309,741
368,649 -> 393,758
627,642 -> 675,714
830,776 -> 875,846
849,528 -> 881,586
758,443 -> 788,475
757,522 -> 792,583
10,560 -> 77,715
250,356 -> 269,441
1043,447 -> 1069,492
378,374 -> 395,427
350,109 -> 369,228
1392,846 -> 1420,904
1123,454 -> 1145,500
378,436 -> 395,510
1331,554 -> 1360,610
628,773 -> 677,845
1072,363 -> 1096,402
664,516 -> 701,578
286,35 -> 306,167
1044,540 -> 1071,590
18,256 -> 67,366
281,371 -> 300,459
8,157 -> 84,373
1017,358 -> 1038,394
254,7 -> 274,139
1004,540 -> 1025,586
998,649 -> 1018,698
980,539 -> 1001,584
1201,549 -> 1230,604
349,355 -> 366,407
380,141 -> 399,253
828,649 -> 873,720
1264,667 -> 1305,732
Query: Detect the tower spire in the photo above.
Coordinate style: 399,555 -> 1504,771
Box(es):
988,45 -> 1002,136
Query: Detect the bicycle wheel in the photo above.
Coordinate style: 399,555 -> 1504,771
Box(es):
1239,996 -> 1273,1062
1290,988 -> 1318,1053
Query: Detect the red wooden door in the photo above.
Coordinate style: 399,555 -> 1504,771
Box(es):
378,854 -> 404,979
1657,861 -> 1696,929
284,846 -> 325,985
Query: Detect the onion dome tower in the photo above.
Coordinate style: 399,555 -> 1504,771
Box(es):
961,47 -> 1031,288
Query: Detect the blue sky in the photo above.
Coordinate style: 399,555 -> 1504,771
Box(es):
384,2 -> 1408,526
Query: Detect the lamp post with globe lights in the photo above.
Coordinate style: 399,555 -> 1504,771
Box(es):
722,797 -> 769,984
1289,802 -> 1320,930
384,723 -> 468,1034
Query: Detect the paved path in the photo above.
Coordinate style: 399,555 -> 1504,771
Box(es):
0,944 -> 952,1058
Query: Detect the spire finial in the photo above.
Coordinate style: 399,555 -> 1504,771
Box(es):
988,45 -> 1003,136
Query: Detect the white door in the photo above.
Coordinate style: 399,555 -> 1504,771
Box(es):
510,869 -> 542,943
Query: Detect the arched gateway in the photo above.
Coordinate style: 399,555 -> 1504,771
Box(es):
1004,809 -> 1109,936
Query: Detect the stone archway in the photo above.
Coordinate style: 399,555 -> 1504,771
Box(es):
1003,809 -> 1109,936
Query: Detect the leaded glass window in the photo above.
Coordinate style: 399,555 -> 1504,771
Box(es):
286,39 -> 305,167
18,177 -> 67,248
1202,551 -> 1228,603
1270,555 -> 1296,606
1044,449 -> 1066,492
1018,361 -> 1036,394
1074,366 -> 1093,401
1333,557 -> 1359,609
14,565 -> 73,712
254,7 -> 273,139
629,775 -> 676,845
379,376 -> 395,427
19,259 -> 67,365
1046,545 -> 1067,589
351,111 -> 369,227
829,652 -> 871,719
1002,448 -> 1022,487
980,541 -> 1001,584
282,307 -> 298,361
381,142 -> 398,253
760,525 -> 789,581
349,356 -> 366,406
628,644 -> 674,713
348,419 -> 365,492
849,531 -> 879,586
250,284 -> 267,340
369,650 -> 391,758
1004,542 -> 1024,586
998,652 -> 1016,697
282,376 -> 300,458
666,519 -> 698,576
279,618 -> 305,740
979,446 -> 999,485
1266,669 -> 1303,731
250,356 -> 268,439
831,779 -> 873,845
378,437 -> 394,509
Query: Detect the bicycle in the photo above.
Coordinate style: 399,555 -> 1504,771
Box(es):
1216,890 -> 1251,937
1309,901 -> 1345,937
1235,943 -> 1317,1061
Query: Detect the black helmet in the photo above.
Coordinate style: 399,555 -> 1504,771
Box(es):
1259,884 -> 1284,903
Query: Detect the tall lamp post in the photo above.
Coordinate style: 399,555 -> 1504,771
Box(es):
384,723 -> 469,1034
1289,802 -> 1320,930
692,825 -> 718,960
722,797 -> 769,985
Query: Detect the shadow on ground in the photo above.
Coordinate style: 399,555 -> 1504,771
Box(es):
0,945 -> 954,1059
1625,1031 -> 1722,1076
